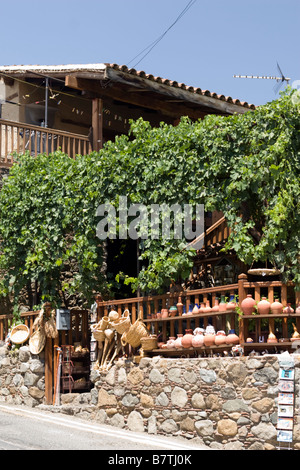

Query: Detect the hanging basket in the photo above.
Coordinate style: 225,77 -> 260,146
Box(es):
10,324 -> 30,345
92,326 -> 106,342
141,335 -> 158,351
247,268 -> 280,277
29,327 -> 46,355
121,310 -> 148,348
111,308 -> 131,335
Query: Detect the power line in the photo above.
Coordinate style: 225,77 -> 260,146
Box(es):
127,0 -> 198,69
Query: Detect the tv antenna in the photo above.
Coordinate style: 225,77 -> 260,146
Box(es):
233,63 -> 290,94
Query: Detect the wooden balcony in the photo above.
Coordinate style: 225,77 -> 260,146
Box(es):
0,118 -> 92,166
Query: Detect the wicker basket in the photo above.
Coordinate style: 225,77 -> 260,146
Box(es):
92,326 -> 106,342
29,327 -> 46,355
121,310 -> 148,348
141,335 -> 158,351
111,309 -> 131,335
10,324 -> 30,345
99,316 -> 109,330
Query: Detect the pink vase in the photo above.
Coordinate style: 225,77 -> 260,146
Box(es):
211,298 -> 219,312
257,297 -> 271,315
226,295 -> 237,311
241,294 -> 256,315
219,296 -> 227,312
204,333 -> 215,347
176,297 -> 183,316
198,303 -> 205,313
203,301 -> 212,313
166,337 -> 176,349
214,331 -> 227,346
283,303 -> 294,314
270,299 -> 283,314
296,305 -> 300,314
174,334 -> 183,349
181,329 -> 194,349
192,304 -> 200,315
226,330 -> 240,345
161,309 -> 169,319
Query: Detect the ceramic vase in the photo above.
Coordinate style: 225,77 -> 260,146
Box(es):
283,303 -> 294,314
219,295 -> 227,312
169,306 -> 178,317
211,298 -> 219,312
161,309 -> 169,319
204,333 -> 215,347
203,301 -> 212,313
192,304 -> 200,315
176,297 -> 183,316
181,329 -> 194,348
174,334 -> 183,349
270,299 -> 283,314
241,294 -> 256,315
166,337 -> 176,349
214,331 -> 227,346
226,294 -> 237,311
296,305 -> 300,315
226,329 -> 240,345
192,328 -> 205,348
257,297 -> 271,315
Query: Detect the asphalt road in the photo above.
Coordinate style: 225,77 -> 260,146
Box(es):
0,404 -> 208,453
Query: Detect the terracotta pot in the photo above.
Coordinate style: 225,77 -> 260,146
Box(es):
203,301 -> 212,313
241,294 -> 256,315
192,304 -> 200,315
296,305 -> 300,315
192,329 -> 204,348
257,297 -> 271,315
199,303 -> 205,313
174,334 -> 183,349
214,331 -> 227,346
166,337 -> 176,349
181,329 -> 194,348
161,309 -> 169,319
156,312 -> 162,319
204,333 -> 215,347
226,295 -> 237,311
283,303 -> 294,314
226,329 -> 239,345
169,306 -> 178,317
270,299 -> 283,314
218,296 -> 227,312
158,342 -> 165,349
176,297 -> 183,316
211,298 -> 219,312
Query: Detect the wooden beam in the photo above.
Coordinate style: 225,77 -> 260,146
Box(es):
65,75 -> 207,120
92,98 -> 103,151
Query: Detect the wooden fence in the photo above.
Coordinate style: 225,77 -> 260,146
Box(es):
0,118 -> 92,165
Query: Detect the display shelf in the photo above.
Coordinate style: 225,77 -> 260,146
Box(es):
147,344 -> 237,356
143,309 -> 237,323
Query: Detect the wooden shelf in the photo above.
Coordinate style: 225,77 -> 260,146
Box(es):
148,344 -> 237,356
143,309 -> 237,323
242,313 -> 300,319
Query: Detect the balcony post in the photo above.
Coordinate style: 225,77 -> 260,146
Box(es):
92,98 -> 103,152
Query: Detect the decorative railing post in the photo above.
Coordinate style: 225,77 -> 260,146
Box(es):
238,273 -> 248,344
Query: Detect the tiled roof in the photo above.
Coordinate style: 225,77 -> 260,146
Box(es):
106,63 -> 256,110
0,63 -> 256,110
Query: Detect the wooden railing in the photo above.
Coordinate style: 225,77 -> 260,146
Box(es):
0,119 -> 92,165
96,274 -> 300,348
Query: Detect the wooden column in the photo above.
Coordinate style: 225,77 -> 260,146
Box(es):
238,273 -> 248,344
45,337 -> 53,405
92,98 -> 103,151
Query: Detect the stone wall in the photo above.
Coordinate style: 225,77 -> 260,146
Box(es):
0,342 -> 45,406
2,343 -> 300,450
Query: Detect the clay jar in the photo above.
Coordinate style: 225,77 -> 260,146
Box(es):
296,305 -> 300,315
192,304 -> 200,315
270,299 -> 283,315
257,297 -> 271,315
176,297 -> 183,316
218,296 -> 227,312
211,298 -> 220,312
166,337 -> 176,349
203,301 -> 212,313
226,329 -> 240,345
283,303 -> 294,314
214,330 -> 227,346
192,328 -> 204,348
161,309 -> 169,319
169,306 -> 178,317
204,333 -> 215,347
226,295 -> 237,311
241,294 -> 256,316
174,334 -> 183,349
181,329 -> 194,348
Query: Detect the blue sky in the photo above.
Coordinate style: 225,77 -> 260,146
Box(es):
1,0 -> 299,106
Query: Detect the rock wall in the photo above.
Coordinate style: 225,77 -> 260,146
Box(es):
0,343 -> 45,406
1,344 -> 300,450
87,355 -> 300,450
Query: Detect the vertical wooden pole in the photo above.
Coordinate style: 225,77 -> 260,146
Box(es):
45,337 -> 53,405
238,274 -> 247,344
92,98 -> 103,151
